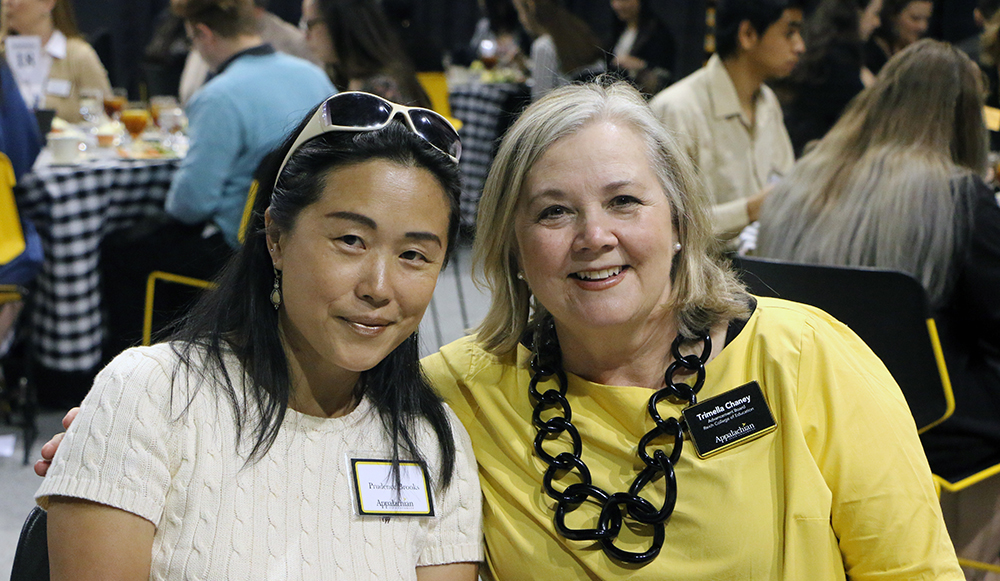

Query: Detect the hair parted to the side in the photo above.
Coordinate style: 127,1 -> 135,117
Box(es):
164,101 -> 463,488
172,0 -> 258,37
715,0 -> 803,59
473,79 -> 749,356
757,39 -> 986,305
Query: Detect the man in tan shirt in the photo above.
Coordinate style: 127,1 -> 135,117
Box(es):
651,0 -> 804,243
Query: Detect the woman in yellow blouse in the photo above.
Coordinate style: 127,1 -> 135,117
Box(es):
422,80 -> 962,580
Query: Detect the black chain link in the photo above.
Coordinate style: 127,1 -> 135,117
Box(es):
528,317 -> 711,564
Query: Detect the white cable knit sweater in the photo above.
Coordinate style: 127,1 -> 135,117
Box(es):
36,344 -> 483,579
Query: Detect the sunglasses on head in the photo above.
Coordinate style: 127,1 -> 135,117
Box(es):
275,91 -> 462,184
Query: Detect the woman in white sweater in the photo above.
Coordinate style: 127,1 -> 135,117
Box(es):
34,91 -> 482,580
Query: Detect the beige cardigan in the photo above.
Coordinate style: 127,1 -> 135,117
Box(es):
46,35 -> 112,122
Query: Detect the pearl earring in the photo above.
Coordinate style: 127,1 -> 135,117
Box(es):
673,242 -> 682,253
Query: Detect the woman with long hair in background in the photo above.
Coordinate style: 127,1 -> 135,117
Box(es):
300,0 -> 431,108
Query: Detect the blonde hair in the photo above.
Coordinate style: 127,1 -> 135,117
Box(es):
757,40 -> 986,304
472,80 -> 748,355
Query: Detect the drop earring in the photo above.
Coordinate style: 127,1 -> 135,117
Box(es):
270,268 -> 282,309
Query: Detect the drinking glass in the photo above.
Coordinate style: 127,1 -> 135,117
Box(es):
120,102 -> 151,142
150,95 -> 179,128
78,89 -> 104,124
103,88 -> 128,120
478,35 -> 498,70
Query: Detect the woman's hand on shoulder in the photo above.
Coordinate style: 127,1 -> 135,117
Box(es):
33,407 -> 79,477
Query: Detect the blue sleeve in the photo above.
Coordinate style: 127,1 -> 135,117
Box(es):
0,63 -> 41,180
164,89 -> 243,225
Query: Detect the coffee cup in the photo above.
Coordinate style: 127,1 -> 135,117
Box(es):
49,133 -> 83,164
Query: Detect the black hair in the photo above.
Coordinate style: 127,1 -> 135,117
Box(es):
786,0 -> 869,86
716,0 -> 804,59
316,0 -> 431,108
871,0 -> 929,49
166,103 -> 463,489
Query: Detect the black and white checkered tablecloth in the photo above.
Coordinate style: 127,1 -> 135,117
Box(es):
18,158 -> 180,372
450,82 -> 528,230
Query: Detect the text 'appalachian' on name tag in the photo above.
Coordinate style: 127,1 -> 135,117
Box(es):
351,458 -> 435,517
682,381 -> 777,458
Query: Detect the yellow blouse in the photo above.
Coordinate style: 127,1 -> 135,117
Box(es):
422,296 -> 962,580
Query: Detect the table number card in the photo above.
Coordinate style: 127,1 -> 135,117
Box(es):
5,36 -> 46,109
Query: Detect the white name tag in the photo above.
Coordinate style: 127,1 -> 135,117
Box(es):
351,458 -> 434,517
46,78 -> 71,97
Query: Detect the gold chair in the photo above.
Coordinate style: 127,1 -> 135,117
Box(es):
416,72 -> 463,131
141,180 -> 258,345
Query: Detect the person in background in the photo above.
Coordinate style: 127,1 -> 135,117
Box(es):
3,0 -> 111,122
955,0 -> 1000,62
650,0 -> 804,247
511,0 -> 605,101
0,59 -> 39,178
755,40 -> 1000,578
863,0 -> 931,73
99,0 -> 334,368
0,5 -> 41,367
36,91 -> 482,580
606,0 -> 677,96
980,3 -> 1000,151
778,0 -> 882,156
178,0 -> 317,105
382,0 -> 444,73
300,0 -> 430,108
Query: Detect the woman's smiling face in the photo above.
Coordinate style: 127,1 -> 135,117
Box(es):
514,120 -> 678,338
268,159 -> 450,377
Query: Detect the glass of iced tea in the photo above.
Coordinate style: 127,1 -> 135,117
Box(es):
121,103 -> 151,141
103,88 -> 128,120
150,95 -> 179,127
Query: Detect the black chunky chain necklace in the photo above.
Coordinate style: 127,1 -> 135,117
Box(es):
528,316 -> 711,564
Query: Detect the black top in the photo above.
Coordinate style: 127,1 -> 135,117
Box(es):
921,176 -> 1000,481
781,41 -> 865,157
606,17 -> 677,96
862,36 -> 891,75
